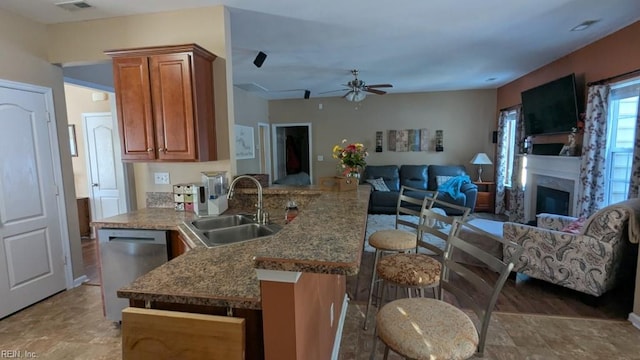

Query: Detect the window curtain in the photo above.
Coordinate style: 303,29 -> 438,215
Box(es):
576,84 -> 610,217
494,110 -> 510,214
508,107 -> 526,223
626,85 -> 640,199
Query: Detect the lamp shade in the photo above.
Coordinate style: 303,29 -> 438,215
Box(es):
470,152 -> 492,165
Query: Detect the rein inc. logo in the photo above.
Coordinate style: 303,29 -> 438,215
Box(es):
1,350 -> 37,358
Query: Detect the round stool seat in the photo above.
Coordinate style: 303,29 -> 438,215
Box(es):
369,229 -> 416,251
377,297 -> 478,359
376,253 -> 441,286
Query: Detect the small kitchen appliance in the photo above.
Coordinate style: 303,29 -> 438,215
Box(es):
201,171 -> 229,215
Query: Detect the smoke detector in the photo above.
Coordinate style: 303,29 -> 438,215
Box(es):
55,0 -> 92,11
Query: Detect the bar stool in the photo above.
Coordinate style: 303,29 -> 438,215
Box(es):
374,198 -> 470,309
370,219 -> 523,360
362,186 -> 437,330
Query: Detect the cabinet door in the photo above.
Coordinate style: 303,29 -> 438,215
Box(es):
150,53 -> 197,161
112,57 -> 156,160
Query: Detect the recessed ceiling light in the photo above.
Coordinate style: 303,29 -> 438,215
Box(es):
571,20 -> 600,32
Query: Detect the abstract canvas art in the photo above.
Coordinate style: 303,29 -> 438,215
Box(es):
387,128 -> 430,152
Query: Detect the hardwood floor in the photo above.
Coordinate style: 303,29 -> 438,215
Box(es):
348,249 -> 634,319
81,237 -> 100,286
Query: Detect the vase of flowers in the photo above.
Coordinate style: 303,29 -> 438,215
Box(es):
332,139 -> 368,177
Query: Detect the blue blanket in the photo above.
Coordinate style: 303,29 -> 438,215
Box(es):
437,175 -> 471,198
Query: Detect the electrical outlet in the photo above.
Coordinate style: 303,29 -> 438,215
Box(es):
154,172 -> 170,185
317,155 -> 324,161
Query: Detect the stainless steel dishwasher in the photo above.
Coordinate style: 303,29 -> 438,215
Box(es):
98,228 -> 168,322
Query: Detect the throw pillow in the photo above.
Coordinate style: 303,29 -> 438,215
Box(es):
561,217 -> 587,234
366,178 -> 390,192
436,175 -> 454,187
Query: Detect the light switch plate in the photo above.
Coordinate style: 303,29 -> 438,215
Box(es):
154,172 -> 170,185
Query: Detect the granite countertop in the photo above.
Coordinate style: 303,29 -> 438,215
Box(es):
93,185 -> 370,310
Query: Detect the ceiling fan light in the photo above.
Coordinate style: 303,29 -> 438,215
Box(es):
345,90 -> 366,102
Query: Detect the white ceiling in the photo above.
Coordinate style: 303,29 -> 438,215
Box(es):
2,0 -> 640,100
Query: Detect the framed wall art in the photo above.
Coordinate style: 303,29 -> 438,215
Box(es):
235,125 -> 255,159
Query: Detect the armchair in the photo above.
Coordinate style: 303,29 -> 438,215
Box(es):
502,199 -> 640,297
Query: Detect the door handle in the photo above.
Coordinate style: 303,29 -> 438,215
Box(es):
92,183 -> 99,187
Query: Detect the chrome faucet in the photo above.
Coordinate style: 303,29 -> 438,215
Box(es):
227,175 -> 269,225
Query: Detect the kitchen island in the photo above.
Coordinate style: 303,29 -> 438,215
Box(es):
92,184 -> 370,360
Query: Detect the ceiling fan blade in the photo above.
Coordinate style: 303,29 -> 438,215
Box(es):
319,88 -> 349,94
366,84 -> 393,88
365,88 -> 387,95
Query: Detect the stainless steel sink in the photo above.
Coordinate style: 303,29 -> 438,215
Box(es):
199,223 -> 282,247
191,214 -> 255,231
185,215 -> 282,248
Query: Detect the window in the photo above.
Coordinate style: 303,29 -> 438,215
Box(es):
605,79 -> 640,205
502,110 -> 518,188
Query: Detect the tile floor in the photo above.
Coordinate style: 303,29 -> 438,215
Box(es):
1,285 -> 640,359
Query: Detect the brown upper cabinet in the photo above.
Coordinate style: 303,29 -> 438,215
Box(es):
105,44 -> 217,162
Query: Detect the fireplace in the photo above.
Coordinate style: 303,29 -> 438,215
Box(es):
523,155 -> 581,222
536,185 -> 570,216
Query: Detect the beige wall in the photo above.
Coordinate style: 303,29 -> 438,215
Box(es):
0,9 -> 84,279
47,6 -> 234,207
64,84 -> 112,198
234,87 -> 269,175
269,90 -> 497,181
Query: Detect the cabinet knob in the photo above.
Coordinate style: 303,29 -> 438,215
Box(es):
159,148 -> 166,152
147,148 -> 154,152
92,183 -> 99,187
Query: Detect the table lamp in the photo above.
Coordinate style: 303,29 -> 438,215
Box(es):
470,152 -> 492,182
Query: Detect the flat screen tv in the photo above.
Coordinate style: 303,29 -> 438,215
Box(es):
521,73 -> 580,136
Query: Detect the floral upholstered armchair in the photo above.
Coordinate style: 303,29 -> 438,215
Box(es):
502,198 -> 640,297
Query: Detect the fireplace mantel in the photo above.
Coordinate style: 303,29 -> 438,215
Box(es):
522,155 -> 581,222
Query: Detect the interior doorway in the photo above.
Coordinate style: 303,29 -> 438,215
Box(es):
83,112 -> 128,221
271,123 -> 312,184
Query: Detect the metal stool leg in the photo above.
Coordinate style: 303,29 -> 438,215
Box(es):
363,249 -> 381,330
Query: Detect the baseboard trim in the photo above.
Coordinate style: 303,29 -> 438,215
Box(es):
73,275 -> 89,288
331,294 -> 350,360
628,312 -> 640,330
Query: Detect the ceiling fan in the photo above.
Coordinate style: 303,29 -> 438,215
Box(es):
322,69 -> 393,102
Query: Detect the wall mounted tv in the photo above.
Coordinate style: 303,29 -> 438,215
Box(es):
521,73 -> 580,136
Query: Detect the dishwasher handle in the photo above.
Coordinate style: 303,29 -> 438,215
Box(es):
107,237 -> 167,245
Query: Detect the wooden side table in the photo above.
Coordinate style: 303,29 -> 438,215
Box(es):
473,181 -> 495,212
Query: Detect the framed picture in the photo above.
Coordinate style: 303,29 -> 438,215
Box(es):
235,125 -> 255,159
68,125 -> 78,157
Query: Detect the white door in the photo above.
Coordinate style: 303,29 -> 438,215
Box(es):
258,122 -> 272,184
0,84 -> 67,319
83,113 -> 126,220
